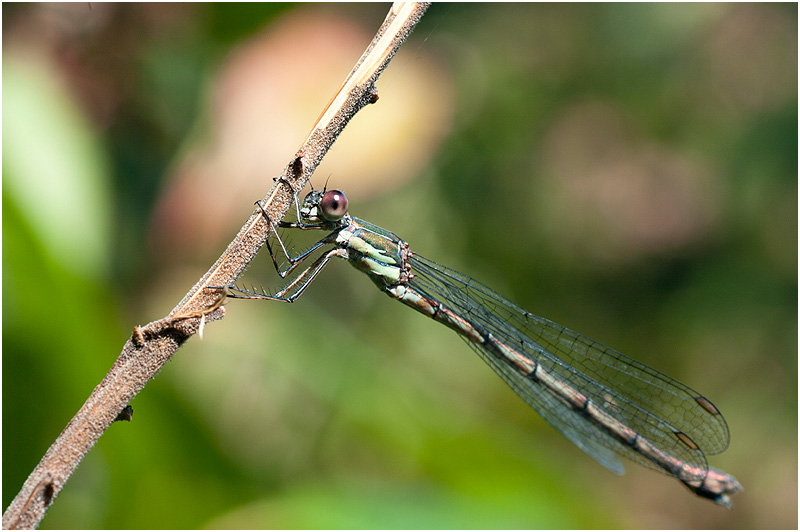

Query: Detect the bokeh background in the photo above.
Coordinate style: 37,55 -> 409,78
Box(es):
3,3 -> 797,529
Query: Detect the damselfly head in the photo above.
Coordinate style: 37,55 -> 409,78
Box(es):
299,189 -> 349,223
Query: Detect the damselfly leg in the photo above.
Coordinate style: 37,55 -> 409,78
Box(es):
210,183 -> 350,302
258,179 -> 331,279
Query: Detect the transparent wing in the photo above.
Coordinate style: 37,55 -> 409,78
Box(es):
409,254 -> 730,479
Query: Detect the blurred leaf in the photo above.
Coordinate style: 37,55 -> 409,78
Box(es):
3,54 -> 112,278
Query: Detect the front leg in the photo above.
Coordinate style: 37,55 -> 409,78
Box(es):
255,199 -> 329,278
219,247 -> 349,303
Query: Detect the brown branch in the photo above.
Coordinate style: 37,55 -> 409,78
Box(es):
2,3 -> 430,529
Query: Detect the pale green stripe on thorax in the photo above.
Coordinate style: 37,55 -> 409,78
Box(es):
336,216 -> 406,287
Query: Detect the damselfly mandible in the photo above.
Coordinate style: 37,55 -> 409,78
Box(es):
209,183 -> 741,507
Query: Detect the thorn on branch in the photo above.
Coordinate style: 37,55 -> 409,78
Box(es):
368,86 -> 379,104
114,405 -> 134,423
132,327 -> 146,347
290,156 -> 304,177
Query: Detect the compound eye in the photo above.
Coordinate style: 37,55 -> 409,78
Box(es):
320,190 -> 348,221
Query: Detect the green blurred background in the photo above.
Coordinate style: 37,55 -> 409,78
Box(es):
3,3 -> 797,529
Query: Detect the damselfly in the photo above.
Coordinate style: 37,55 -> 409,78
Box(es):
210,183 -> 741,507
